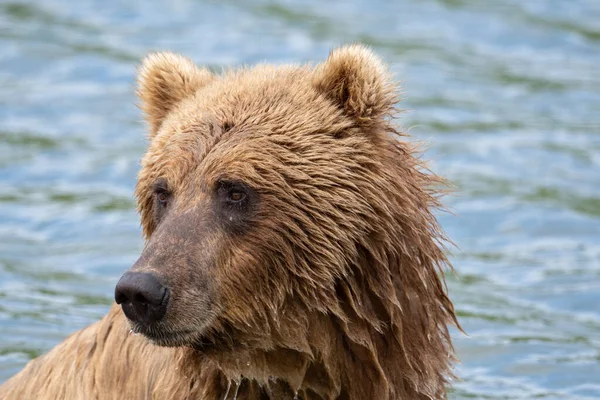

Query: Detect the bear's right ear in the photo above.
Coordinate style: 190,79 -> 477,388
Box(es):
137,52 -> 213,138
312,45 -> 396,125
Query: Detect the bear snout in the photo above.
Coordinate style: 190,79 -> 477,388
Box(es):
115,271 -> 170,326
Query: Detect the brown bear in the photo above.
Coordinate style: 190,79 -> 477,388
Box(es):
0,45 -> 459,400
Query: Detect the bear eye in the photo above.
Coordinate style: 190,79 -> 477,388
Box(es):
152,179 -> 171,209
215,180 -> 256,232
217,180 -> 253,207
156,191 -> 169,206
228,189 -> 246,203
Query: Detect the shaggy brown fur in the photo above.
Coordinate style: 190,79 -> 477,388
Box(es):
0,45 -> 459,400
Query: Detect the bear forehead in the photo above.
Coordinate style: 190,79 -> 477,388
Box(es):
164,66 -> 349,138
148,65 -> 357,167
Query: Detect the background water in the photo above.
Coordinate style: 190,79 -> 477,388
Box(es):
0,0 -> 599,398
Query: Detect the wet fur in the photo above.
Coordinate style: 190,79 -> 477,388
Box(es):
0,45 -> 459,399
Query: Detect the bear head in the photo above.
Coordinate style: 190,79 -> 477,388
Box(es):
114,45 -> 458,399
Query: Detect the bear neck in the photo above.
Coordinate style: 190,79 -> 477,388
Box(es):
176,276 -> 454,400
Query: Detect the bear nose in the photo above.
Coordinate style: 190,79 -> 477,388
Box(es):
115,272 -> 169,325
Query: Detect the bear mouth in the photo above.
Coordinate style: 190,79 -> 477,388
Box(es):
129,323 -> 227,353
128,314 -> 235,354
129,323 -> 199,347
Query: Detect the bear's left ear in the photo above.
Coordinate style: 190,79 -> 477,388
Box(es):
137,52 -> 214,138
313,45 -> 396,124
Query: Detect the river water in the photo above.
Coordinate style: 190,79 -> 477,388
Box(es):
0,1 -> 599,398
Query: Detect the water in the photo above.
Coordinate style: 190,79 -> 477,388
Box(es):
0,0 -> 599,398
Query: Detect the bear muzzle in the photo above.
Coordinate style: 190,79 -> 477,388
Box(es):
114,271 -> 170,326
